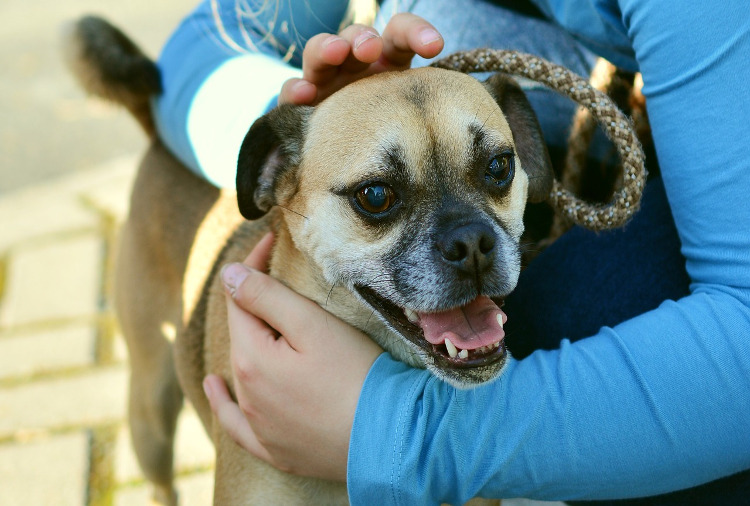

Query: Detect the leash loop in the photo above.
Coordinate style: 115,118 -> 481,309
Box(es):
430,49 -> 647,231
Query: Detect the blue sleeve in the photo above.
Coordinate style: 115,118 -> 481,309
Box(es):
348,0 -> 750,502
153,0 -> 350,181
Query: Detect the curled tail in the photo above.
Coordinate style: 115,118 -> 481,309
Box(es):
63,16 -> 161,137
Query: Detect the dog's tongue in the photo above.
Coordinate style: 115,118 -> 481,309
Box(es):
417,296 -> 505,350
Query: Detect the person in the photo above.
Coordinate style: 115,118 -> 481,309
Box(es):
153,0 -> 750,504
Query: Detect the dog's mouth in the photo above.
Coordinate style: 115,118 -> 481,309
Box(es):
355,286 -> 507,369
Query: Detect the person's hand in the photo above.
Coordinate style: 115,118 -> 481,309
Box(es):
203,232 -> 383,481
279,13 -> 444,105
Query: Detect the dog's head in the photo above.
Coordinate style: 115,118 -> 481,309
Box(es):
236,67 -> 552,388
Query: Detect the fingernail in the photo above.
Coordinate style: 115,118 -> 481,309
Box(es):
322,35 -> 344,48
221,263 -> 251,296
354,31 -> 378,50
418,28 -> 441,46
292,79 -> 310,92
202,377 -> 213,399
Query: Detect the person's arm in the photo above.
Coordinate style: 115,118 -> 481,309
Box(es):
348,0 -> 750,502
152,0 -> 356,186
206,1 -> 750,503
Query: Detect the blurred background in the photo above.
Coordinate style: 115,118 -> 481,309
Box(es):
0,1 -> 216,504
1,0 -> 186,193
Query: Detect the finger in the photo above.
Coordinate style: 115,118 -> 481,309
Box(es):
224,283 -> 280,352
336,24 -> 383,73
243,231 -> 275,272
220,231 -> 274,296
223,263 -> 327,348
381,13 -> 443,67
301,33 -> 350,85
203,374 -> 274,461
278,78 -> 317,105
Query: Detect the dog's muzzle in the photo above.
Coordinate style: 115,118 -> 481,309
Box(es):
355,285 -> 508,382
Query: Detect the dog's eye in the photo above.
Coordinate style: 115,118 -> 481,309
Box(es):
355,184 -> 396,214
485,153 -> 515,187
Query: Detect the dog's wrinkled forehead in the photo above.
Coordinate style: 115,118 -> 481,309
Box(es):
302,68 -> 515,185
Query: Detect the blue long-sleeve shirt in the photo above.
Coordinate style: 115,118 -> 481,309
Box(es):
152,0 -> 750,502
348,0 -> 750,502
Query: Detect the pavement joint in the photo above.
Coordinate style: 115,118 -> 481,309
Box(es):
0,361 -> 126,391
0,418 -> 124,447
0,314 -> 110,342
0,253 -> 7,304
86,422 -> 120,506
83,193 -> 124,504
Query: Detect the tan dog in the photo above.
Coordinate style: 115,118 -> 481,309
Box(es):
65,16 -> 552,505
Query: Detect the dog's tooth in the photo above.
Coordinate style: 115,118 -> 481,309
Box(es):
496,313 -> 504,329
404,308 -> 419,324
458,349 -> 469,359
445,338 -> 458,358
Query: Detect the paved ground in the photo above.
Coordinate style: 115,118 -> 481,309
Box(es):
0,1 -> 217,504
0,0 -> 187,193
0,158 -> 215,505
0,1 -> 565,504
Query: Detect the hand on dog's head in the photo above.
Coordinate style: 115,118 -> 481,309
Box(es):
237,70 -> 552,219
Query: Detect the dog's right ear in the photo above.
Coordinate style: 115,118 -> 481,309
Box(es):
483,73 -> 554,203
236,104 -> 313,220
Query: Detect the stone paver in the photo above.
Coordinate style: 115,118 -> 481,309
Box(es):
0,234 -> 102,327
0,324 -> 96,380
0,365 -> 127,440
0,432 -> 88,505
0,181 -> 100,252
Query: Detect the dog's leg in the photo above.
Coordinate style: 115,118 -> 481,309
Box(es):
114,142 -> 220,505
116,216 -> 184,505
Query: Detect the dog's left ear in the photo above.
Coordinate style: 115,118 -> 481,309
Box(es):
236,104 -> 313,220
483,74 -> 553,202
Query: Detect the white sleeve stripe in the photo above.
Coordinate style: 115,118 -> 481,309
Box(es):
187,53 -> 302,189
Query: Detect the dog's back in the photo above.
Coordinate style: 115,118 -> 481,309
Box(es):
63,16 -> 352,505
64,17 -> 241,504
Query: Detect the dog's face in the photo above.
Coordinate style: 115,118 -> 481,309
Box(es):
236,68 -> 552,388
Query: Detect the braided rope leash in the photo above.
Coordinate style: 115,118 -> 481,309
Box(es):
430,49 -> 647,232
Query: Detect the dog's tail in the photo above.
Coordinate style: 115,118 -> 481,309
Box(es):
63,16 -> 161,137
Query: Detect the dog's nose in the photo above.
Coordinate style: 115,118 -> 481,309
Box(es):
437,223 -> 496,276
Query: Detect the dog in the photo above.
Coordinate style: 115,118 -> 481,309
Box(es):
65,16 -> 552,505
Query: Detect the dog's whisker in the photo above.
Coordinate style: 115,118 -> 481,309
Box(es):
479,107 -> 494,131
325,283 -> 337,309
364,309 -> 377,333
275,204 -> 309,220
472,106 -> 482,125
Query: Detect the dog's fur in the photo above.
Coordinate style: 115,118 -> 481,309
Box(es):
65,16 -> 552,505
